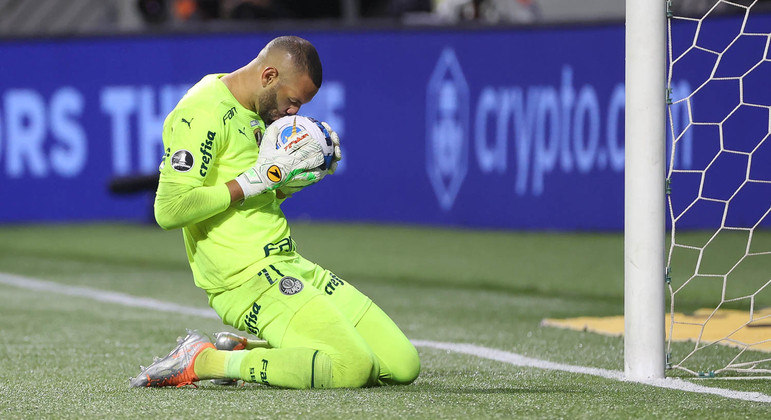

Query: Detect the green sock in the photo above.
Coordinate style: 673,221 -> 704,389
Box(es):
192,348 -> 226,380
238,347 -> 332,389
311,350 -> 332,389
225,350 -> 249,379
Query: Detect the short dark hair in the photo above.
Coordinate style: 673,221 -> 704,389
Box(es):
269,36 -> 323,88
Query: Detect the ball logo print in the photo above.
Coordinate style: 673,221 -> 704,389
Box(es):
271,115 -> 335,169
426,48 -> 470,211
278,119 -> 309,150
266,165 -> 282,183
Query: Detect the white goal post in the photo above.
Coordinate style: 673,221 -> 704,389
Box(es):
624,0 -> 667,379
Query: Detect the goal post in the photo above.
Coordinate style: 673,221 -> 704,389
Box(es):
624,0 -> 667,380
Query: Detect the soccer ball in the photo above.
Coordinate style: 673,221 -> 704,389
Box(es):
270,115 -> 334,170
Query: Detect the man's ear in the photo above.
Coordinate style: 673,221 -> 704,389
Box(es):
261,67 -> 278,87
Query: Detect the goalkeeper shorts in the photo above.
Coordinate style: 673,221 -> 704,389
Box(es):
207,254 -> 372,347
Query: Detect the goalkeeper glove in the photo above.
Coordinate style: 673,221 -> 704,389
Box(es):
235,124 -> 324,199
277,121 -> 342,197
322,121 -> 342,175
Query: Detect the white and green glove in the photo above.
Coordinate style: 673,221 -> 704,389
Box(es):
323,121 -> 342,175
278,121 -> 342,197
235,125 -> 324,199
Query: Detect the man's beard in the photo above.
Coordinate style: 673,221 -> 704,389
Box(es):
257,85 -> 280,123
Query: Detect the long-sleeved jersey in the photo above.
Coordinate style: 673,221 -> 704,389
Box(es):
155,74 -> 298,293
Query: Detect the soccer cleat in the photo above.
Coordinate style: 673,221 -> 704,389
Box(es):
210,332 -> 248,386
213,331 -> 248,351
129,329 -> 214,388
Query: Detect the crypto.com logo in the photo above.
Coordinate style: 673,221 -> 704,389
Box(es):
426,48 -> 470,211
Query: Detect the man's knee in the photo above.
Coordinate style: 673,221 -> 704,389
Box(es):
331,346 -> 377,388
384,342 -> 421,385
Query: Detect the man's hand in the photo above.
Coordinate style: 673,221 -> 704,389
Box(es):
235,127 -> 324,199
276,121 -> 342,198
322,121 -> 342,174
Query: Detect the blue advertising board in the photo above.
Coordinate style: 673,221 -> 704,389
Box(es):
0,14 -> 768,230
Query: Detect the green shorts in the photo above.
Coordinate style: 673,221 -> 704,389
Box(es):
207,255 -> 372,347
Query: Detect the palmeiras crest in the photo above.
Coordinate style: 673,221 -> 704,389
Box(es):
426,48 -> 470,211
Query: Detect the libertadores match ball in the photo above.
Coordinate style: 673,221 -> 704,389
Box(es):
271,115 -> 334,170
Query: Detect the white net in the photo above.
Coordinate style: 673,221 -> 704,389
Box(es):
666,0 -> 771,376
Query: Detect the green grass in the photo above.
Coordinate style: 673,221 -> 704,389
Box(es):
0,223 -> 769,418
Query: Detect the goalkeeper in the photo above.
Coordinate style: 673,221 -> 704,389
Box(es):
130,36 -> 419,389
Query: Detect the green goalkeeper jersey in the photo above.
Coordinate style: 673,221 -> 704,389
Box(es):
156,74 -> 297,293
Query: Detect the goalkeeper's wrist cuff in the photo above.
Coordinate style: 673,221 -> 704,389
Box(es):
234,170 -> 267,199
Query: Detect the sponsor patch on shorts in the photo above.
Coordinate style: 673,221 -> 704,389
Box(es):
278,276 -> 303,295
171,150 -> 194,172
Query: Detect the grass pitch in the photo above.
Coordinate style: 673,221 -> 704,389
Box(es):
0,223 -> 768,418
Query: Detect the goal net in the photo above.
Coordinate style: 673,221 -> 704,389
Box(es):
666,0 -> 771,376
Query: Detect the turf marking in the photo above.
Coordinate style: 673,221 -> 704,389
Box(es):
1,272 -> 769,404
411,340 -> 771,403
0,272 -> 217,319
543,310 -> 771,352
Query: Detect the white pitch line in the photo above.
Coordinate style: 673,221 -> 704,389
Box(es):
412,340 -> 771,403
0,272 -> 769,404
0,272 -> 217,319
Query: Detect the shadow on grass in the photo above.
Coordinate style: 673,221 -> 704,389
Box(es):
189,383 -> 582,396
5,243 -> 745,312
374,385 -> 583,395
0,247 -> 189,272
0,246 -> 620,305
353,272 -> 621,306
